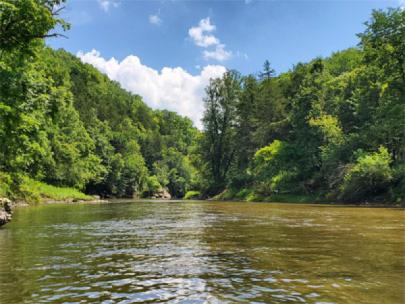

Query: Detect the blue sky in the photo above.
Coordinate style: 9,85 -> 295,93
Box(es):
48,0 -> 403,127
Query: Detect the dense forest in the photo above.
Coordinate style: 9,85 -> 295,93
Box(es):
0,1 -> 404,204
0,0 -> 198,202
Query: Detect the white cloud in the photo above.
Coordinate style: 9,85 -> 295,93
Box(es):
77,50 -> 226,128
188,17 -> 232,62
98,0 -> 119,12
188,17 -> 219,47
203,44 -> 232,61
149,14 -> 162,26
400,0 -> 405,8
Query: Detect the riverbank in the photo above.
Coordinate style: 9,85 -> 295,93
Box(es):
2,188 -> 403,227
0,197 -> 108,228
0,179 -> 109,227
210,189 -> 405,207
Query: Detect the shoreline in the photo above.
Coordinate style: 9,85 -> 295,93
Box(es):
0,197 -> 109,227
15,197 -> 405,208
2,196 -> 403,228
209,198 -> 405,208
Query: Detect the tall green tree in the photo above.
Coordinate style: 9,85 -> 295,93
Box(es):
200,71 -> 241,194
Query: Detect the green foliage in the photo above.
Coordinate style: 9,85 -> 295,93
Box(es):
234,188 -> 252,199
340,147 -> 393,202
392,165 -> 405,203
153,148 -> 194,198
0,0 -> 199,201
0,172 -> 11,197
0,0 -> 69,56
104,140 -> 149,197
198,8 -> 404,203
252,140 -> 300,195
0,2 -> 403,205
145,176 -> 161,194
184,191 -> 201,200
17,177 -> 92,203
324,48 -> 363,76
199,71 -> 241,195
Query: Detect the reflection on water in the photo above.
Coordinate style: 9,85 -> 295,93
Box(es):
0,201 -> 404,303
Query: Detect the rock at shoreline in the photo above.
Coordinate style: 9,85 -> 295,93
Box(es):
0,198 -> 13,227
150,188 -> 171,200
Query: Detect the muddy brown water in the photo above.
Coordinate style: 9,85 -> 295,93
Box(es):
0,201 -> 404,303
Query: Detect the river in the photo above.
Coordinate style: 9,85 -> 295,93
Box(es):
0,201 -> 404,303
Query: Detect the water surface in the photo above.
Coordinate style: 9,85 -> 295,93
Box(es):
0,201 -> 404,303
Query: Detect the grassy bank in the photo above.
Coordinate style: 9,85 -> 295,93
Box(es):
3,177 -> 94,204
22,179 -> 93,202
212,188 -> 404,206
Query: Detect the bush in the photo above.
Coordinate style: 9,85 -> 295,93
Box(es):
145,175 -> 161,193
270,170 -> 299,193
339,146 -> 393,202
235,188 -> 251,199
246,192 -> 264,202
0,172 -> 12,197
184,190 -> 201,200
252,140 -> 300,195
16,177 -> 92,203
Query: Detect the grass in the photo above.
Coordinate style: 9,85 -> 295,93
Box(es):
18,178 -> 93,203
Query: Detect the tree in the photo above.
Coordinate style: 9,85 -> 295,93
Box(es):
0,0 -> 69,55
234,75 -> 258,171
259,60 -> 275,80
200,71 -> 241,194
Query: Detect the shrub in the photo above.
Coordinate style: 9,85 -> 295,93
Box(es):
145,175 -> 161,193
184,190 -> 201,200
0,172 -> 12,197
235,188 -> 251,199
270,170 -> 299,193
339,146 -> 393,202
252,140 -> 299,195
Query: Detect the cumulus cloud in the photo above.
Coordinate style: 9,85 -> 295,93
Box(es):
98,0 -> 120,12
188,18 -> 219,47
77,50 -> 226,128
188,17 -> 232,62
203,44 -> 232,61
149,14 -> 162,26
